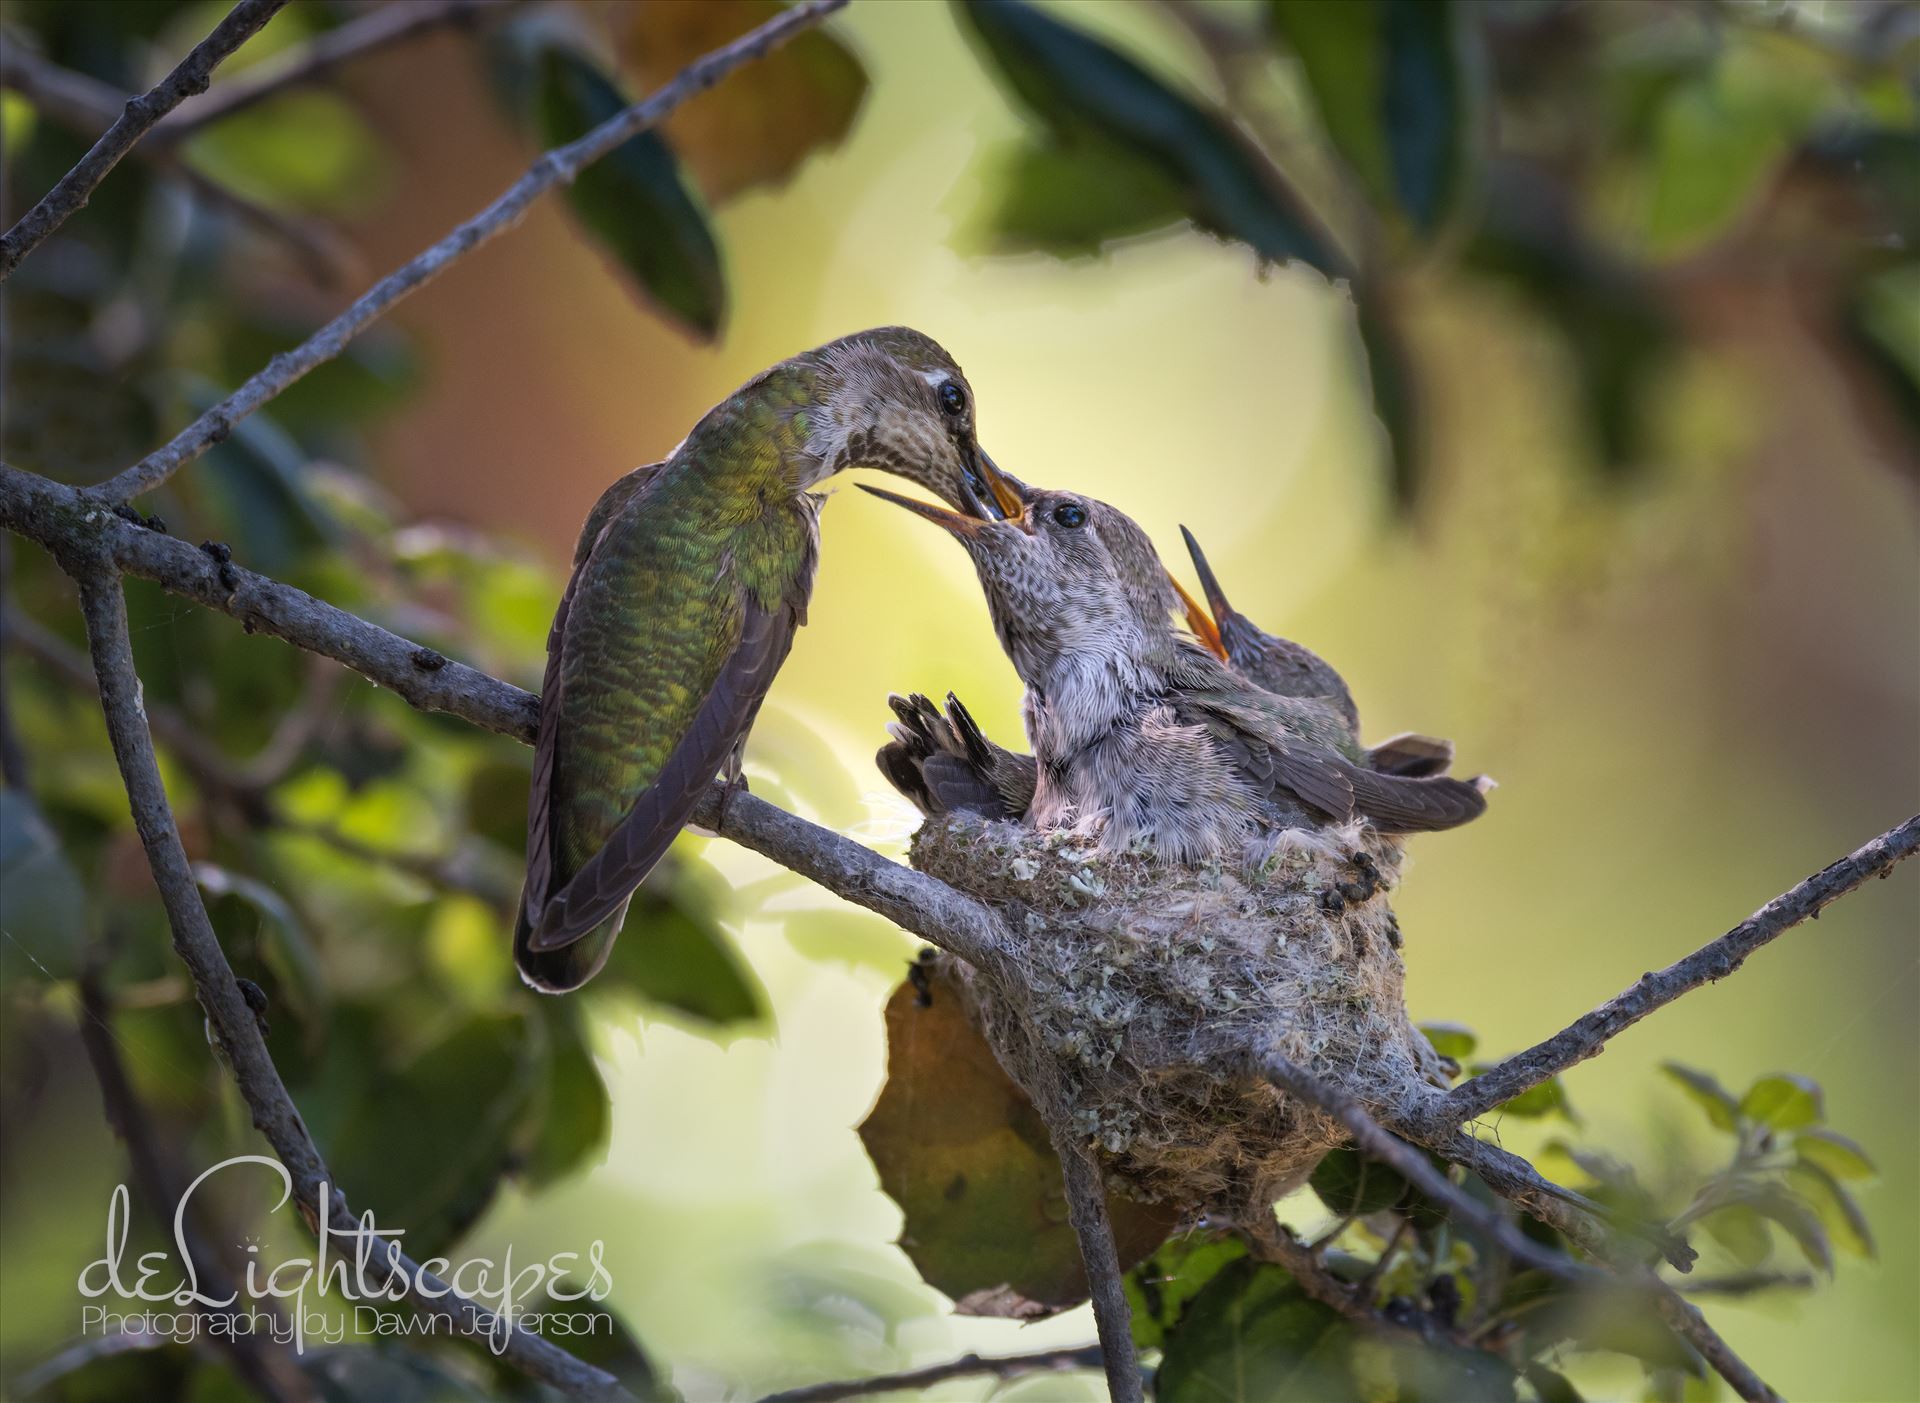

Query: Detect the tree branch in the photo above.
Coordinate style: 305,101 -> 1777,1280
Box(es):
0,39 -> 356,285
0,0 -> 290,280
0,466 -> 1012,972
90,0 -> 851,504
1251,1054 -> 1783,1403
152,0 -> 508,140
1051,1134 -> 1144,1403
72,567 -> 631,1402
75,956 -> 312,1403
1437,814 -> 1920,1127
756,1344 -> 1103,1403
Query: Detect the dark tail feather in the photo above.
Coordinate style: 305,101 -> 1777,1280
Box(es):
1344,761 -> 1492,835
1366,732 -> 1455,778
515,892 -> 627,993
875,692 -> 1022,820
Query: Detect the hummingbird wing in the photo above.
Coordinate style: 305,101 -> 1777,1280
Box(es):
1189,687 -> 1488,834
526,594 -> 799,953
1365,732 -> 1455,778
519,471 -> 814,962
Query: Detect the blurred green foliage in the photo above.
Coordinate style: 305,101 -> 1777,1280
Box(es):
0,0 -> 1911,1399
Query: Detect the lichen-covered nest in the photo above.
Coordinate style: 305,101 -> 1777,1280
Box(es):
909,813 -> 1449,1222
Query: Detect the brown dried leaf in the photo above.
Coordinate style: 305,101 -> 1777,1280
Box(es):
858,960 -> 1179,1316
612,0 -> 867,204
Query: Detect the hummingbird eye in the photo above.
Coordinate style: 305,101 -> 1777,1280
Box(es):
1051,502 -> 1088,530
937,381 -> 966,417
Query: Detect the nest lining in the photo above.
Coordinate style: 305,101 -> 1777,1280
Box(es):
909,813 -> 1448,1220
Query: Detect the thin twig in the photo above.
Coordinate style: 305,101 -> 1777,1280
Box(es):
75,956 -> 312,1403
73,568 -> 631,1402
1252,1054 -> 1783,1403
92,0 -> 851,504
1438,814 -> 1920,1126
756,1345 -> 1104,1403
0,40 -> 355,284
0,0 -> 290,280
153,0 -> 506,140
1051,1134 -> 1145,1403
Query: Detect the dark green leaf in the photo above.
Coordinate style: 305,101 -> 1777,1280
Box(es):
1660,1061 -> 1741,1133
955,0 -> 1346,277
1158,1258 -> 1362,1403
964,139 -> 1184,258
299,1344 -> 495,1401
533,45 -> 726,338
1739,1073 -> 1823,1131
1310,1144 -> 1413,1218
520,1004 -> 612,1189
1124,1232 -> 1247,1350
1724,1182 -> 1833,1275
1383,1335 -> 1521,1402
1524,1364 -> 1586,1403
0,788 -> 87,984
1269,0 -> 1482,234
1793,1126 -> 1876,1181
1540,1283 -> 1704,1375
195,861 -> 328,1034
320,1011 -> 542,1255
1354,285 -> 1421,510
1416,1020 -> 1476,1060
599,890 -> 767,1029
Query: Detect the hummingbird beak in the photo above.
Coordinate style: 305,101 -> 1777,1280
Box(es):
964,448 -> 1029,524
859,482 -> 990,538
1169,572 -> 1227,659
1179,526 -> 1235,626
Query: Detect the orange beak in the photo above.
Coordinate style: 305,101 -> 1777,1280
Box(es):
973,450 -> 1029,522
1170,574 -> 1227,659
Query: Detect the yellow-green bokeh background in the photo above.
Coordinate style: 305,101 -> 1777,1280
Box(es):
89,2 -> 1920,1398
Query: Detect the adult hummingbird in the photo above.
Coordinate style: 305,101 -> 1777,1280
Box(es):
515,328 -> 1022,992
862,479 -> 1490,860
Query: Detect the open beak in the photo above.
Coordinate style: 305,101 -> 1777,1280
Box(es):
969,448 -> 1030,523
860,482 -> 991,538
1169,573 -> 1227,659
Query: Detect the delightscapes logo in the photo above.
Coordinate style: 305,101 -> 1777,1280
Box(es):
76,1156 -> 613,1354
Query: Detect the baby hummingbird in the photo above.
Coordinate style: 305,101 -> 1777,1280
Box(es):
516,328 -> 1022,992
863,475 -> 1490,861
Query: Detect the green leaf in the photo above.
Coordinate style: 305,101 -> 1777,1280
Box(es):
1700,1203 -> 1772,1269
1125,1232 -> 1247,1350
1469,1064 -> 1577,1122
955,0 -> 1346,277
520,1004 -> 612,1189
1785,1161 -> 1875,1260
195,861 -> 328,1035
1793,1127 -> 1876,1181
182,89 -> 388,215
1541,1283 -> 1704,1375
1416,1021 -> 1476,1061
963,139 -> 1185,258
1738,1073 -> 1823,1131
318,1011 -> 543,1255
1269,0 -> 1481,234
1643,42 -> 1831,256
1310,1144 -> 1414,1218
1524,1364 -> 1586,1403
599,890 -> 767,1029
1355,286 -> 1421,509
1732,1182 -> 1833,1275
1158,1258 -> 1362,1402
1660,1061 -> 1741,1133
614,0 -> 868,204
0,788 -> 87,984
532,44 -> 726,338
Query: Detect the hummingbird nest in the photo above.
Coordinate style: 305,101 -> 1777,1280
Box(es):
908,813 -> 1449,1221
